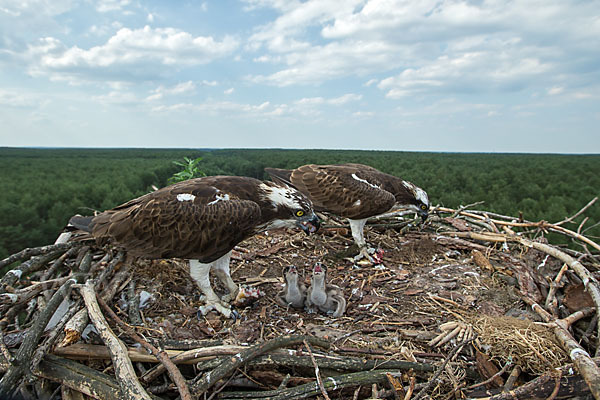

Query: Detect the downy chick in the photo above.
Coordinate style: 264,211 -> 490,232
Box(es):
306,262 -> 346,317
277,265 -> 306,309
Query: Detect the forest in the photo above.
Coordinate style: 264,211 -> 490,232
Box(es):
1,147 -> 599,261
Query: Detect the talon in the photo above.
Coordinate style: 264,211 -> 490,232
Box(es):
354,247 -> 376,264
197,301 -> 232,318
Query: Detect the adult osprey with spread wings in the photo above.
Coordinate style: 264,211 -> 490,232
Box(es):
70,176 -> 320,318
265,163 -> 429,261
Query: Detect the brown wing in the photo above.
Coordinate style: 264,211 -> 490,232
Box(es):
91,179 -> 261,263
289,164 -> 395,220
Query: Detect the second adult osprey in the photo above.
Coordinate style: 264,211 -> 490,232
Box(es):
70,176 -> 320,318
265,163 -> 429,261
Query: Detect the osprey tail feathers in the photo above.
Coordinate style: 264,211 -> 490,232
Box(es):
67,215 -> 94,233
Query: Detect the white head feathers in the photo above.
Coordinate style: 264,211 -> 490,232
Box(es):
260,183 -> 303,210
403,180 -> 429,207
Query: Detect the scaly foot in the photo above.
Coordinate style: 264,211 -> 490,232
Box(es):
353,246 -> 375,264
353,247 -> 385,265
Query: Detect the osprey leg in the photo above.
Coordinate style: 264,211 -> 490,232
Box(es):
349,218 -> 375,263
189,258 -> 232,318
349,218 -> 368,248
211,251 -> 240,302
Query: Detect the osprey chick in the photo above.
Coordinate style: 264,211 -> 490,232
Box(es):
71,176 -> 320,318
306,262 -> 346,318
265,163 -> 429,261
277,265 -> 307,309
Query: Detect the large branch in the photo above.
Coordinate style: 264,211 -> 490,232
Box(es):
80,280 -> 152,400
0,276 -> 77,396
468,360 -> 592,399
190,335 -> 330,396
437,205 -> 600,253
508,297 -> 600,400
219,369 -> 402,399
96,294 -> 192,400
515,237 -> 600,352
0,250 -> 66,294
0,242 -> 86,271
35,354 -> 162,400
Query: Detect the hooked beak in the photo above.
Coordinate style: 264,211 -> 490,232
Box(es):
418,209 -> 429,223
297,212 -> 320,235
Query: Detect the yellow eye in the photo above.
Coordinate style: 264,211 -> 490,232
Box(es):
296,210 -> 305,217
420,204 -> 428,210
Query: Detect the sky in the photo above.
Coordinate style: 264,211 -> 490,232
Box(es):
0,0 -> 599,153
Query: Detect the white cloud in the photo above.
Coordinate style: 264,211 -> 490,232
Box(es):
251,40 -> 403,86
573,92 -> 593,100
148,93 -> 362,120
248,0 -> 363,48
93,90 -> 138,105
152,99 -> 276,117
26,26 -> 239,83
146,81 -> 196,101
548,86 -> 564,96
224,87 -> 235,95
0,0 -> 75,17
88,21 -> 123,37
200,80 -> 218,86
96,0 -> 132,13
169,81 -> 196,94
295,93 -> 361,106
245,0 -> 600,99
328,93 -> 362,105
378,52 -> 550,98
353,111 -> 374,117
0,89 -> 46,108
393,98 -> 500,119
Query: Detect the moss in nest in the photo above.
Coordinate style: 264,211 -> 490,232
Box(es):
472,315 -> 568,375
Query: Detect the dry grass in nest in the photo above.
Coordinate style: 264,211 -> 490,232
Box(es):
472,315 -> 568,375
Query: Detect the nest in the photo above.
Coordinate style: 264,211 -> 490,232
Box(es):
473,315 -> 568,375
1,203 -> 600,399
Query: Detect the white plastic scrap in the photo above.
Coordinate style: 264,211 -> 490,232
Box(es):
1,294 -> 18,303
8,269 -> 23,278
139,291 -> 154,309
537,255 -> 550,270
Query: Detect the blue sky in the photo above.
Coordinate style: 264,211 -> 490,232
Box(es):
1,0 -> 599,153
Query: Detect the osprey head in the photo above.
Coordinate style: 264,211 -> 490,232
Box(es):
313,262 -> 326,276
401,181 -> 430,222
283,265 -> 299,279
260,182 -> 321,234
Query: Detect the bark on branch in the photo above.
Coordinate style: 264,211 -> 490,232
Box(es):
79,280 -> 152,400
190,335 -> 330,396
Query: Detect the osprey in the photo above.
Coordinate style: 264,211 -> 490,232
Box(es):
70,176 -> 320,318
265,163 -> 429,261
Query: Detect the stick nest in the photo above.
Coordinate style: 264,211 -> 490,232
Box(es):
1,201 -> 600,399
472,315 -> 568,375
